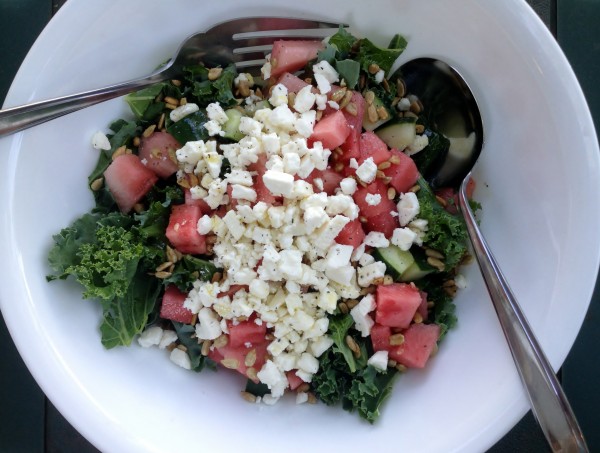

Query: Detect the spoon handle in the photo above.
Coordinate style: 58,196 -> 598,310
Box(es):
458,174 -> 588,453
0,69 -> 171,138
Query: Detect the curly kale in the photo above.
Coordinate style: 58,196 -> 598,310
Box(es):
312,347 -> 397,424
48,213 -> 162,301
47,213 -> 164,348
416,177 -> 468,270
311,314 -> 397,423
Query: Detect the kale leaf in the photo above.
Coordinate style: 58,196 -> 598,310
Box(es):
335,59 -> 361,89
416,177 -> 468,270
358,36 -> 407,73
189,64 -> 238,107
125,83 -> 165,119
415,274 -> 458,339
135,183 -> 184,240
328,27 -> 357,56
312,348 -> 397,423
327,314 -> 359,372
99,268 -> 162,348
47,212 -> 165,349
411,129 -> 450,177
172,322 -> 216,372
344,366 -> 397,423
312,347 -> 352,405
244,379 -> 271,397
47,213 -> 103,277
47,213 -> 161,301
166,110 -> 210,144
163,255 -> 218,293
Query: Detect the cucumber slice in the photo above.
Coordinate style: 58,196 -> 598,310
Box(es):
375,116 -> 417,150
222,109 -> 245,141
373,246 -> 415,280
362,95 -> 392,131
399,247 -> 436,282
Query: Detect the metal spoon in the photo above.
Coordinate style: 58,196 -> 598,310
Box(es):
399,57 -> 588,453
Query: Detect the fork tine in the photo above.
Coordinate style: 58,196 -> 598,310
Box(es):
233,44 -> 274,56
207,17 -> 343,35
236,59 -> 268,70
233,27 -> 343,41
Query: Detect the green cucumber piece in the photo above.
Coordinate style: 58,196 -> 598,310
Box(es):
222,109 -> 245,141
373,245 -> 415,280
375,116 -> 417,150
362,94 -> 392,131
399,247 -> 436,282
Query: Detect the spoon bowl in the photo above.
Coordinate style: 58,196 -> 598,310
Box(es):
399,57 -> 588,453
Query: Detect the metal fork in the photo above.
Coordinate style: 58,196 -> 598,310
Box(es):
0,17 -> 342,137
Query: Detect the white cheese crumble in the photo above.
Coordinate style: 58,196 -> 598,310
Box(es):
391,227 -> 417,251
356,157 -> 377,183
91,131 -> 111,150
397,191 -> 420,226
455,273 -> 468,289
365,193 -> 382,206
351,294 -> 376,337
367,350 -> 389,371
170,348 -> 192,370
339,177 -> 357,195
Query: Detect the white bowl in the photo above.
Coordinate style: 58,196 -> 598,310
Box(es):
1,0 -> 599,452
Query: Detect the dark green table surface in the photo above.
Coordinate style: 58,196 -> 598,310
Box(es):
1,1 -> 598,452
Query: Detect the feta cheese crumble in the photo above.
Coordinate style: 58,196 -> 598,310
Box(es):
91,131 -> 111,151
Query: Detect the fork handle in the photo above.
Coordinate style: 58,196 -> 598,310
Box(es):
458,174 -> 588,453
0,70 -> 170,137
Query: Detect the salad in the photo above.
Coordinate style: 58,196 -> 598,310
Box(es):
47,27 -> 472,423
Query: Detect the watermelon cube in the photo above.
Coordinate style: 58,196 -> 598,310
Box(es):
160,285 -> 194,324
388,323 -> 440,368
375,283 -> 422,329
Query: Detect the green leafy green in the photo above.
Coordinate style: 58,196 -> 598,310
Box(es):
99,268 -> 161,348
317,44 -> 337,64
411,129 -> 450,176
184,64 -> 209,82
47,213 -> 104,277
166,110 -> 210,144
344,366 -> 397,423
388,34 -> 408,51
312,348 -> 397,423
172,322 -> 216,371
312,348 -> 352,405
328,27 -> 357,56
47,214 -> 161,301
358,37 -> 406,73
245,379 -> 271,397
135,184 -> 184,240
327,314 -> 358,372
211,65 -> 237,105
416,177 -> 468,270
47,212 -> 166,349
163,255 -> 218,292
125,84 -> 165,119
415,274 -> 458,338
335,59 -> 360,89
189,64 -> 238,107
312,312 -> 396,423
